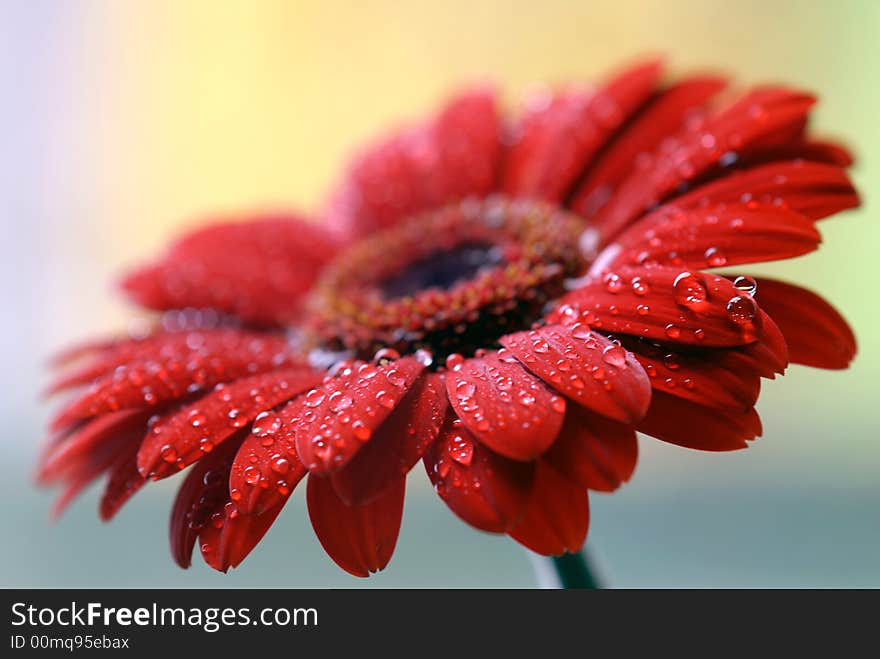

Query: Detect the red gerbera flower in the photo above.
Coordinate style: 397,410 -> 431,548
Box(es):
41,59 -> 859,577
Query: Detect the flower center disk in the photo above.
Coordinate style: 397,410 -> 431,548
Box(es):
307,196 -> 588,364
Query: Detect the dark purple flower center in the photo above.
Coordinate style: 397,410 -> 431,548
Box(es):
306,196 -> 589,365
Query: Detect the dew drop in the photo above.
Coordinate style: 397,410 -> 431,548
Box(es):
304,389 -> 326,408
352,420 -> 372,441
602,344 -> 627,367
160,445 -> 177,463
449,435 -> 473,466
570,323 -> 591,340
733,275 -> 757,297
373,347 -> 400,363
385,368 -> 406,387
704,247 -> 728,267
376,390 -> 396,409
188,411 -> 206,428
414,349 -> 434,367
244,466 -> 260,485
519,392 -> 536,407
631,277 -> 649,296
270,457 -> 290,474
726,295 -> 757,325
445,354 -> 464,371
603,272 -> 624,293
672,272 -> 707,307
328,391 -> 353,412
456,380 -> 476,399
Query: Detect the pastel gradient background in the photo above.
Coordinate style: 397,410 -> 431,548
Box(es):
2,0 -> 877,587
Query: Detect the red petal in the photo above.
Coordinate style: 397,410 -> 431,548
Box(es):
47,320 -> 234,395
121,216 -> 339,327
228,413 -> 310,515
331,374 -> 447,505
423,412 -> 534,533
672,160 -> 859,222
503,60 -> 662,201
753,278 -> 856,369
594,87 -> 817,240
138,368 -> 322,479
637,391 -> 762,451
327,89 -> 500,237
293,357 -> 426,473
199,500 -> 286,572
508,461 -> 590,556
38,409 -> 148,483
549,266 -> 774,347
99,443 -> 146,521
603,202 -> 821,271
714,312 -> 789,380
620,337 -> 761,409
48,423 -> 141,519
445,352 -> 565,461
571,75 -> 727,217
543,404 -> 638,492
50,330 -> 301,431
500,325 -> 650,423
169,437 -> 241,569
307,474 -> 405,577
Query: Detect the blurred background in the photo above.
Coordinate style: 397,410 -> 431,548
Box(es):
1,0 -> 878,587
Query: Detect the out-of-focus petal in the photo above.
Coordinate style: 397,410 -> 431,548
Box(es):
753,278 -> 856,369
503,60 -> 663,201
672,160 -> 859,222
138,368 -> 322,479
50,330 -> 302,431
327,89 -> 501,237
570,75 -> 727,217
593,87 -> 817,240
122,216 -> 340,327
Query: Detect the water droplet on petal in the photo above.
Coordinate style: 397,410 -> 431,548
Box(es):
328,391 -> 353,412
304,389 -> 325,408
733,275 -> 757,297
376,390 -> 396,409
602,344 -> 627,367
726,295 -> 757,325
352,420 -> 371,441
243,466 -> 260,485
604,272 -> 623,293
445,354 -> 464,371
704,247 -> 727,267
570,323 -> 591,340
448,435 -> 473,466
385,368 -> 406,387
673,272 -> 707,308
631,277 -> 649,296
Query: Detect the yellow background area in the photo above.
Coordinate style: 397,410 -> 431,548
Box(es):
3,0 -> 878,586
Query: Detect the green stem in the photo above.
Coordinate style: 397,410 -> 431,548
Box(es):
551,550 -> 601,589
